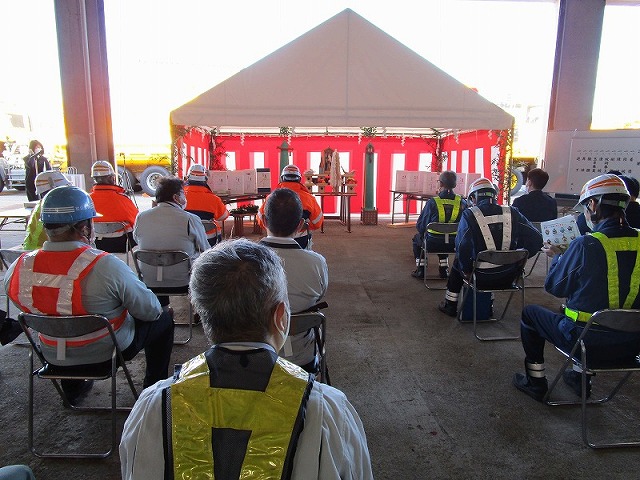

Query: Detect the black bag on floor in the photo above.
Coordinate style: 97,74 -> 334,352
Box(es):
460,291 -> 492,321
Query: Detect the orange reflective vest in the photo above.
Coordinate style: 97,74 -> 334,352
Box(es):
8,246 -> 127,347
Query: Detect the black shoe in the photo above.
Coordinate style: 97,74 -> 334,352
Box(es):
411,268 -> 424,279
438,300 -> 458,317
562,369 -> 592,399
513,373 -> 548,402
61,379 -> 94,405
438,267 -> 448,279
0,318 -> 23,345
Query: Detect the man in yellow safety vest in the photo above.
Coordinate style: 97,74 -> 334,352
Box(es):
120,239 -> 372,480
513,174 -> 640,401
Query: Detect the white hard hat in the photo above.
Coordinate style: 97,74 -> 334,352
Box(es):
91,160 -> 115,177
579,174 -> 630,208
281,164 -> 301,182
187,164 -> 207,182
35,170 -> 71,196
467,177 -> 497,198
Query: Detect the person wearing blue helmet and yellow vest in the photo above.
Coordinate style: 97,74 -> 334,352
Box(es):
5,186 -> 174,403
513,174 -> 640,402
411,170 -> 467,279
120,239 -> 372,480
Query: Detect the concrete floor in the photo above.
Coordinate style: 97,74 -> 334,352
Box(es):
1,190 -> 639,479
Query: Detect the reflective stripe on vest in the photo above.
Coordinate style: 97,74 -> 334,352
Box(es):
427,196 -> 462,235
168,352 -> 312,480
8,246 -> 127,347
590,231 -> 640,309
470,205 -> 512,251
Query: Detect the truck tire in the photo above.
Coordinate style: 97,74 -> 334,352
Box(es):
139,166 -> 170,196
510,168 -> 524,196
117,166 -> 138,193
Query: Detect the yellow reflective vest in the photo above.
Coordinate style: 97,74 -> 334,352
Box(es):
165,347 -> 313,480
590,231 -> 640,309
427,195 -> 462,235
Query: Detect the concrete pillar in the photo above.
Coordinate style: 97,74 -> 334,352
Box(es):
547,0 -> 605,132
54,0 -> 114,185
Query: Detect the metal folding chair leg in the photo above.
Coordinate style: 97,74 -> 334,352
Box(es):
174,302 -> 194,345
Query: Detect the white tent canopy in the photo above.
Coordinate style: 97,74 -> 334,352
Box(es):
170,9 -> 513,133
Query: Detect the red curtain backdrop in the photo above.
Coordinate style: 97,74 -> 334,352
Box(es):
175,130 -> 507,214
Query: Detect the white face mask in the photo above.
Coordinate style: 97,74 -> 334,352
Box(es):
584,204 -> 595,230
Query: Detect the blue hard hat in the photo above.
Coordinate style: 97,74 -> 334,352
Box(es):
41,185 -> 98,224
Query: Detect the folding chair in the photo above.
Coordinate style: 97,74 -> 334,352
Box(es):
18,312 -> 139,458
457,249 -> 528,341
289,303 -> 330,385
94,221 -> 132,265
543,309 -> 640,449
524,222 -> 548,288
132,249 -> 194,344
200,219 -> 220,246
420,222 -> 458,290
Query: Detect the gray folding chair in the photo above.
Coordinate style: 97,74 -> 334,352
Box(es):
420,222 -> 458,290
94,221 -> 132,265
132,249 -> 194,344
457,249 -> 528,341
200,219 -> 220,246
289,309 -> 330,385
543,309 -> 640,449
18,312 -> 139,458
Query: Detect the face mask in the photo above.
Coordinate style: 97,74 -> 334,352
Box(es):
34,147 -> 42,154
584,204 -> 595,230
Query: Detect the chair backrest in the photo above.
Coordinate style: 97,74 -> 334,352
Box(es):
475,249 -> 529,269
132,249 -> 191,288
19,312 -> 113,339
18,312 -> 117,366
0,248 -> 26,269
426,222 -> 458,244
200,219 -> 218,237
588,309 -> 640,334
471,249 -> 529,290
289,311 -> 324,336
94,221 -> 128,239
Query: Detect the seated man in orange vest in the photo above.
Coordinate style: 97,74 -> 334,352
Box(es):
258,164 -> 323,249
89,160 -> 139,253
4,186 -> 174,403
184,164 -> 229,246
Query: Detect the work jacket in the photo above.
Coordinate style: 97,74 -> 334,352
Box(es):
90,184 -> 139,231
164,346 -> 313,479
184,182 -> 229,236
416,191 -> 465,237
547,217 -> 640,322
8,245 -> 127,351
258,182 -> 324,232
455,198 -> 542,274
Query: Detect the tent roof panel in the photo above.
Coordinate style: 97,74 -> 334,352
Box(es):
171,9 -> 513,131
